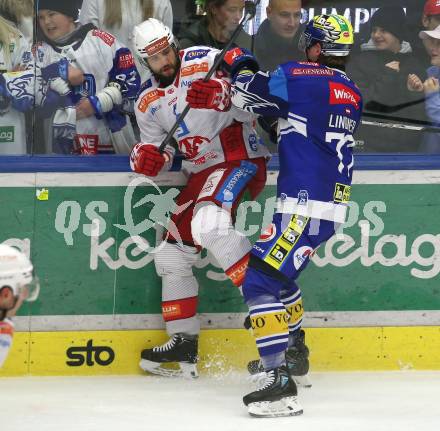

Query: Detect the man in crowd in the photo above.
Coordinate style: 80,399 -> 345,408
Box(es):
130,18 -> 268,378
225,14 -> 363,417
254,0 -> 304,70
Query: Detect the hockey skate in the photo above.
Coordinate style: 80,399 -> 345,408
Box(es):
247,330 -> 312,388
243,365 -> 303,417
139,334 -> 199,379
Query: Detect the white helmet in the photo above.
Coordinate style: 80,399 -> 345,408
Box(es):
0,244 -> 39,319
133,18 -> 176,66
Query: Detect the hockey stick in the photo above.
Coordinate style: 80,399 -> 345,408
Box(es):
158,0 -> 261,153
361,119 -> 440,133
361,112 -> 440,133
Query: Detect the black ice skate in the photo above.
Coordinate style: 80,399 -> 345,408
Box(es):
243,365 -> 303,417
247,330 -> 312,387
139,334 -> 198,378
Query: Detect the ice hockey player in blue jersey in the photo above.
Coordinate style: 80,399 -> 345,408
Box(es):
223,14 -> 363,417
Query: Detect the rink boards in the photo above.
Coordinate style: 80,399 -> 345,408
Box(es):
1,169 -> 440,375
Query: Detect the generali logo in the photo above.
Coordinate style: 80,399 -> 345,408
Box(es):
329,82 -> 360,110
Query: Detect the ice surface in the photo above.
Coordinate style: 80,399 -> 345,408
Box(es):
1,371 -> 440,431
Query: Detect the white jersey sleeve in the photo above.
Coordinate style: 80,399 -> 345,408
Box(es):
78,0 -> 101,27
0,319 -> 14,369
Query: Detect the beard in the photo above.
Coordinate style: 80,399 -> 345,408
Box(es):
154,55 -> 181,87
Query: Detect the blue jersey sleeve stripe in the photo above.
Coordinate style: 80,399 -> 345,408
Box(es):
268,67 -> 288,102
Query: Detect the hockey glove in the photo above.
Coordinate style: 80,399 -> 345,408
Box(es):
186,79 -> 231,112
221,47 -> 259,79
130,143 -> 170,177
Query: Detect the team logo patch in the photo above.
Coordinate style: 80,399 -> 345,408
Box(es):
92,29 -> 115,46
162,304 -> 181,319
118,52 -> 135,69
224,47 -> 245,64
329,82 -> 361,110
137,90 -> 162,113
293,246 -> 315,270
291,68 -> 335,76
198,168 -> 226,200
263,215 -> 309,270
179,136 -> 210,159
334,183 -> 351,203
0,126 -> 14,143
181,62 -> 209,77
259,224 -> 277,243
297,190 -> 309,206
269,244 -> 289,265
184,49 -> 210,61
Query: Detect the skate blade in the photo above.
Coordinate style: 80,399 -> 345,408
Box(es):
293,374 -> 312,388
139,359 -> 199,379
247,396 -> 303,418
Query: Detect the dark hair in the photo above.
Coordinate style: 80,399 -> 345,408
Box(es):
205,0 -> 228,21
318,54 -> 350,71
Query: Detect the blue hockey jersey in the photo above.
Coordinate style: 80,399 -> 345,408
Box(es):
232,61 -> 363,224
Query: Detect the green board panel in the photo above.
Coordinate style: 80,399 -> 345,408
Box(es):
1,178 -> 440,316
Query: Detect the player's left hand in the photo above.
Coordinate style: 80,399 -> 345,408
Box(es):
186,79 -> 232,112
76,98 -> 95,119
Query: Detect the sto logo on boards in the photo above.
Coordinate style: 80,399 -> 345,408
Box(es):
66,339 -> 115,366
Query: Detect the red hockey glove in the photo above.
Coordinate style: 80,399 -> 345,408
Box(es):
186,79 -> 231,112
130,143 -> 169,177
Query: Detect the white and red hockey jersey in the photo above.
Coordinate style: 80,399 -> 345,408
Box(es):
0,319 -> 13,369
135,46 -> 269,174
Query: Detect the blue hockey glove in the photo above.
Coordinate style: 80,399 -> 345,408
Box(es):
221,47 -> 259,79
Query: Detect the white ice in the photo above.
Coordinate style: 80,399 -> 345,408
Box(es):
1,371 -> 440,431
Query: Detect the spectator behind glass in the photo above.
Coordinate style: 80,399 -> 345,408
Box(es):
408,26 -> 440,153
254,0 -> 304,71
407,0 -> 440,71
0,14 -> 32,154
36,0 -> 140,155
79,0 -> 173,81
179,0 -> 252,50
347,6 -> 427,153
0,0 -> 33,43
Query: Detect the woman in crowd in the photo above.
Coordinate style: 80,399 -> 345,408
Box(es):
0,13 -> 33,154
179,0 -> 252,50
0,0 -> 33,42
347,6 -> 427,152
35,0 -> 140,155
79,0 -> 173,80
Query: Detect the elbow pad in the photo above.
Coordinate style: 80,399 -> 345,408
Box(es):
96,83 -> 123,113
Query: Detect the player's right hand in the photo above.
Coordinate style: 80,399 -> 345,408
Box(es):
130,143 -> 168,177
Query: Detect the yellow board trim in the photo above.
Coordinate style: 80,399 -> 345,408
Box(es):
1,327 -> 440,377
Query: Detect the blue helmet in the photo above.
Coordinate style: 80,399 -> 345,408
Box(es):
299,14 -> 354,57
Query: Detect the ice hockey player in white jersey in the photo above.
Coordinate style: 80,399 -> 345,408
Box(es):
0,244 -> 40,369
0,15 -> 33,154
131,18 -> 269,378
35,0 -> 141,155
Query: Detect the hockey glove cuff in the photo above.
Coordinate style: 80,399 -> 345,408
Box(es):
221,47 -> 259,80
